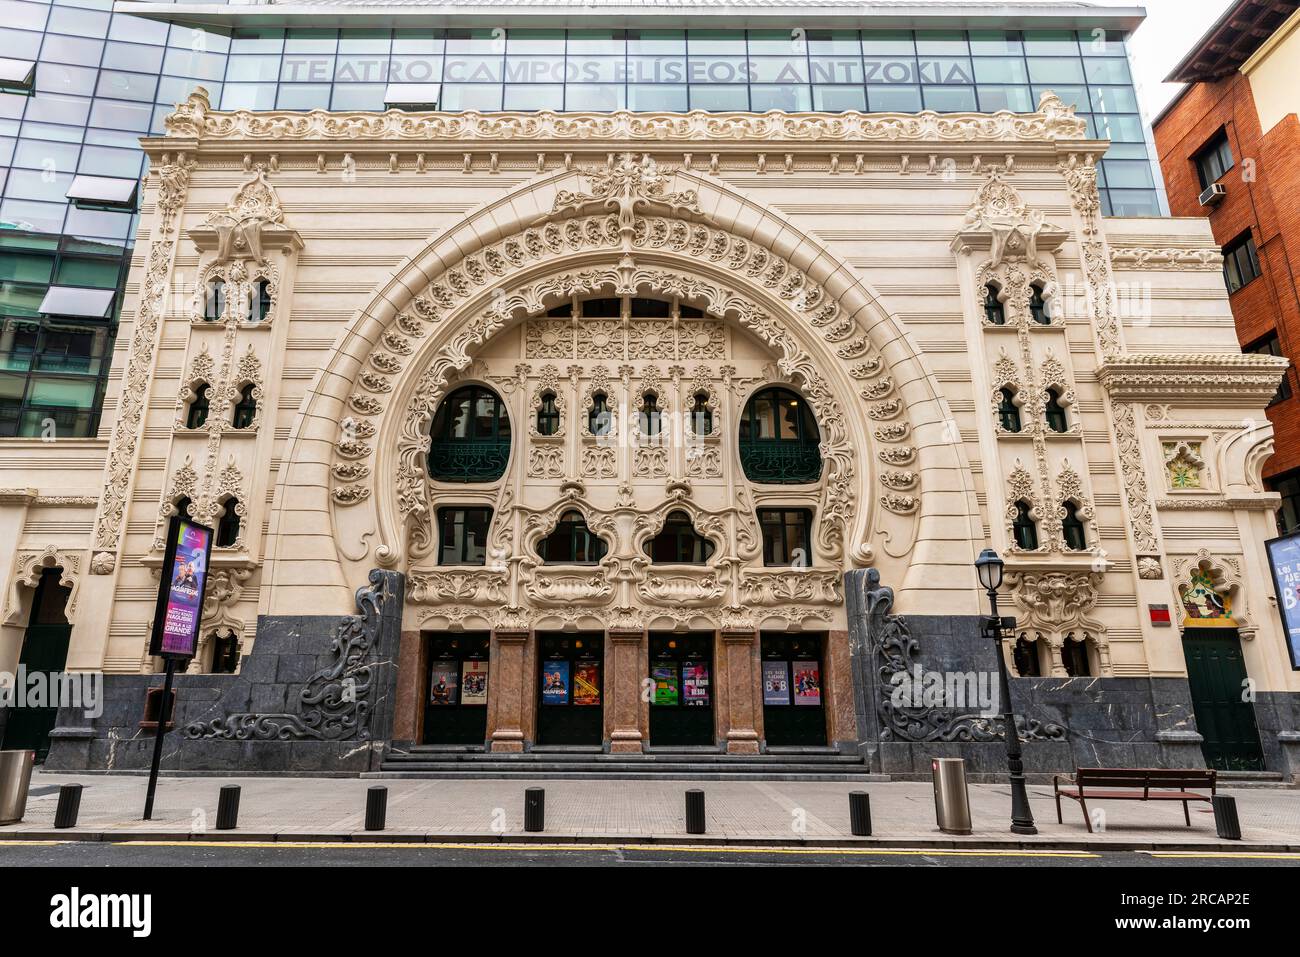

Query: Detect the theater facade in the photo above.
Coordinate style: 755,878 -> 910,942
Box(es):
2,82 -> 1299,777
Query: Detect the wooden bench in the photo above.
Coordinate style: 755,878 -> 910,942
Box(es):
1053,768 -> 1217,832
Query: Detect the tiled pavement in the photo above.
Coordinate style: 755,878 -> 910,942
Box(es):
4,770 -> 1298,849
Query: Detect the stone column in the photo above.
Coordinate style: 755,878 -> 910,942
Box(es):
489,628 -> 528,752
722,628 -> 760,754
608,628 -> 645,753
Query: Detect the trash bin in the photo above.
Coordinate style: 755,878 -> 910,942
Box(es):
932,757 -> 972,835
0,750 -> 35,826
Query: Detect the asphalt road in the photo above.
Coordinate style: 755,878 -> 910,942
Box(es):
1,840 -> 1296,867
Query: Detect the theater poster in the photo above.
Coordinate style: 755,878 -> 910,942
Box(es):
573,662 -> 601,706
429,663 -> 459,705
148,516 -> 214,660
682,663 -> 710,706
461,660 -> 489,704
651,661 -> 678,706
762,660 -> 790,706
792,662 -> 822,706
540,660 -> 570,705
1266,532 -> 1300,669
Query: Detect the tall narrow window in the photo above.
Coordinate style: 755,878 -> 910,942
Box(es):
174,497 -> 193,522
232,384 -> 257,429
1029,283 -> 1049,325
186,384 -> 210,429
588,392 -> 612,436
1012,500 -> 1038,550
203,281 -> 225,322
639,392 -> 661,438
539,510 -> 608,565
1044,388 -> 1069,432
997,388 -> 1022,432
690,392 -> 712,435
1013,637 -> 1041,678
1062,501 -> 1088,551
646,511 -> 715,564
758,508 -> 813,567
249,279 -> 272,323
536,391 -> 560,436
983,283 -> 1005,325
438,507 -> 493,565
211,631 -> 241,674
1062,640 -> 1091,677
216,498 -> 241,548
739,388 -> 822,483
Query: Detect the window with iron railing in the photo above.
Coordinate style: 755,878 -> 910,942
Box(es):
738,387 -> 822,484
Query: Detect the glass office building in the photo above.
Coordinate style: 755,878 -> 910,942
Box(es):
0,0 -> 1164,439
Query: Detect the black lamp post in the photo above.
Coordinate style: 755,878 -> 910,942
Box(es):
974,547 -> 1038,835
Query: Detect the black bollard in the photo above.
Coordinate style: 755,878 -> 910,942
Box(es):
1212,794 -> 1242,841
365,786 -> 388,832
53,784 -> 83,830
849,790 -> 872,836
524,787 -> 545,832
685,789 -> 706,835
215,785 -> 241,830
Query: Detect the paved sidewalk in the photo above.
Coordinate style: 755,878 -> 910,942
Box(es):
3,770 -> 1298,850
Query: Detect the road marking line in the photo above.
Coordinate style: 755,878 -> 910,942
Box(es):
1143,851 -> 1300,860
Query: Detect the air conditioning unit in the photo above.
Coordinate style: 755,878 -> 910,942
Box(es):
1200,182 -> 1227,206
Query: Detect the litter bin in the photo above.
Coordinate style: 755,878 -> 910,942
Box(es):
0,749 -> 35,825
932,757 -> 972,835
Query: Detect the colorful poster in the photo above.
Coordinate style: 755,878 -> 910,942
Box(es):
573,662 -> 601,706
1180,570 -> 1235,626
762,660 -> 790,706
792,662 -> 822,706
429,662 -> 459,705
1267,533 -> 1300,670
651,661 -> 678,706
540,660 -> 570,705
152,518 -> 213,659
682,662 -> 710,706
461,660 -> 489,704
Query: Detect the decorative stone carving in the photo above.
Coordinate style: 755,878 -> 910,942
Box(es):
407,569 -> 507,605
738,570 -> 843,605
1162,440 -> 1207,490
1004,459 -> 1047,554
1172,549 -> 1254,639
956,169 -> 1063,268
3,546 -> 81,625
1005,569 -> 1109,676
201,166 -> 287,265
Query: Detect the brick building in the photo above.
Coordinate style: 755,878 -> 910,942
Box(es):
1153,0 -> 1300,531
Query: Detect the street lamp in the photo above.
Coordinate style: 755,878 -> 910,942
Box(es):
974,547 -> 1038,835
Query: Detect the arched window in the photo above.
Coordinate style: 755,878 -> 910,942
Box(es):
1013,637 -> 1041,677
1062,501 -> 1088,551
215,497 -> 241,548
690,392 -> 713,436
1029,283 -> 1049,325
174,497 -> 193,522
1062,639 -> 1091,677
588,392 -> 612,436
997,388 -> 1022,432
1044,388 -> 1069,433
203,281 -> 225,322
1012,500 -> 1038,550
539,510 -> 607,565
186,383 -> 210,429
646,511 -> 715,564
536,391 -> 560,436
739,387 -> 822,483
984,283 -> 1005,325
639,392 -> 662,439
428,385 -> 511,482
248,279 -> 272,323
232,384 -> 257,430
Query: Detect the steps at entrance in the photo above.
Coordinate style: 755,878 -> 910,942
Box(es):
371,747 -> 887,781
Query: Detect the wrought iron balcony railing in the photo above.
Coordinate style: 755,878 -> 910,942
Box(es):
428,438 -> 511,482
738,441 -> 822,484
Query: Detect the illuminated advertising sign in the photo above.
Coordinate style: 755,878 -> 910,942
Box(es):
1266,531 -> 1300,670
148,516 -> 214,660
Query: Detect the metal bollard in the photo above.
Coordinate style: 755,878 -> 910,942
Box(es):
1212,794 -> 1242,841
685,789 -> 706,835
215,785 -> 241,830
849,790 -> 872,836
524,787 -> 545,832
365,786 -> 388,832
53,784 -> 83,830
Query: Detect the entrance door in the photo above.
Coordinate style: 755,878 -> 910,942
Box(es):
535,632 -> 603,746
649,632 -> 715,747
760,632 -> 827,747
1,569 -> 72,762
422,632 -> 490,746
1182,627 -> 1264,771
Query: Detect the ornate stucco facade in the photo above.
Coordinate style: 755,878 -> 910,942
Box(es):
3,88 -> 1297,776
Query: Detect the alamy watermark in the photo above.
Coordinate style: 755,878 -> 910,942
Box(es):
0,667 -> 103,719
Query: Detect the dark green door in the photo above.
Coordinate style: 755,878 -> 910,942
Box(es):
1182,627 -> 1264,771
422,632 -> 490,746
1,570 -> 73,763
535,632 -> 604,746
760,632 -> 827,747
648,633 -> 715,747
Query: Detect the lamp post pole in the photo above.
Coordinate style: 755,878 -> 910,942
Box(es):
985,585 -> 1038,835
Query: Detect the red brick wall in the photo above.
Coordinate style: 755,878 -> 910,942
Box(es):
1154,73 -> 1300,480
